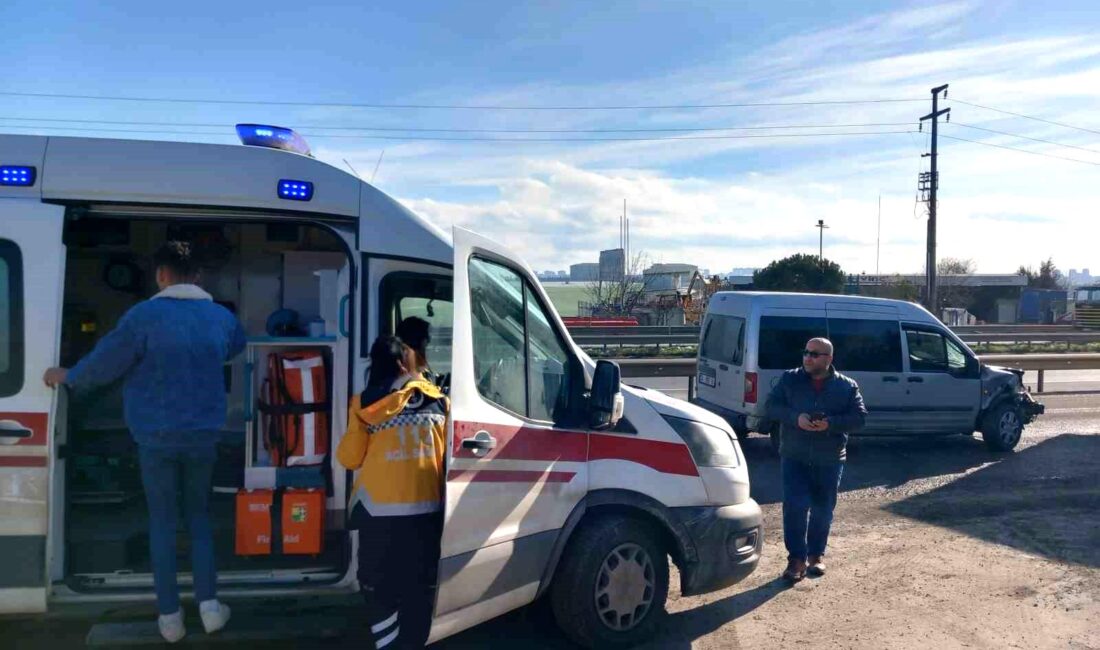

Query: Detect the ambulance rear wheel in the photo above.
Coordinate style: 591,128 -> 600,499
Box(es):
550,515 -> 669,649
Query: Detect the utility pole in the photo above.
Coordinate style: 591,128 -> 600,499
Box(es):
919,84 -> 950,312
876,194 -> 881,277
816,219 -> 829,264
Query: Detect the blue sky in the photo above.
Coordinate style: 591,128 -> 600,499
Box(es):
3,0 -> 1099,275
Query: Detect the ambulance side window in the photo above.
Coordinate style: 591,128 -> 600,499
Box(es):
468,257 -> 576,424
0,239 -> 24,397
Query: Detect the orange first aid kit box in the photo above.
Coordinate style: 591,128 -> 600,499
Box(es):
235,488 -> 324,556
281,489 -> 325,555
235,490 -> 273,556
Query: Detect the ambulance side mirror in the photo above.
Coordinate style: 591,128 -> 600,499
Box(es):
589,360 -> 624,430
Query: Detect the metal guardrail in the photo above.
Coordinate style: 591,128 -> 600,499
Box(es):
571,325 -> 1100,349
614,353 -> 1100,396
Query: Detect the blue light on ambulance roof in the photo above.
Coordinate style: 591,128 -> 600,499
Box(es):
235,124 -> 312,157
0,166 -> 36,187
278,179 -> 314,202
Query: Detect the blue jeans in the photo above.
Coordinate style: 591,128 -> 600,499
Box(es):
782,458 -> 844,561
137,445 -> 218,614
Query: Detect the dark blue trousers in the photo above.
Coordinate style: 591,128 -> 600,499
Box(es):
782,457 -> 844,560
137,445 -> 218,614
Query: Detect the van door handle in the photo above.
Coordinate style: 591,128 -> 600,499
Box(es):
882,376 -> 899,383
461,431 -> 497,457
719,364 -> 729,371
907,376 -> 924,383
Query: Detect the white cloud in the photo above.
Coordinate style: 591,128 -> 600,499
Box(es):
310,2 -> 1100,276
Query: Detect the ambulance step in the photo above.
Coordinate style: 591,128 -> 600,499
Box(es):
85,614 -> 348,646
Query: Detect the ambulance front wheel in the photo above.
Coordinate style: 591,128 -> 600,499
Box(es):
550,515 -> 669,649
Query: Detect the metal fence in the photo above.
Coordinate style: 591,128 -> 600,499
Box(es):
569,325 -> 1100,350
613,353 -> 1100,398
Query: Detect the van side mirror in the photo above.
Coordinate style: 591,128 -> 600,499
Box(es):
966,355 -> 981,378
589,360 -> 624,430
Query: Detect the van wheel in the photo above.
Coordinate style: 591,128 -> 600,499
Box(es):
732,424 -> 749,441
769,425 -> 782,455
981,403 -> 1023,452
550,516 -> 669,649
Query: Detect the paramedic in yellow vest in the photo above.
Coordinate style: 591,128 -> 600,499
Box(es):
337,333 -> 447,649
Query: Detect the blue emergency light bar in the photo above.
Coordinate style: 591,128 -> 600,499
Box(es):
278,179 -> 314,201
235,124 -> 313,157
0,166 -> 36,187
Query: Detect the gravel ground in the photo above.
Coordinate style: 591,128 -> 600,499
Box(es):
3,395 -> 1098,649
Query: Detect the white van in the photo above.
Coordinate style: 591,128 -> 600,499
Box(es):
694,292 -> 1044,453
0,129 -> 760,648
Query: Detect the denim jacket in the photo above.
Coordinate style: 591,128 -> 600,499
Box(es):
765,367 -> 867,464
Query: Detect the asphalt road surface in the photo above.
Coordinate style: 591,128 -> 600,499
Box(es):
3,379 -> 1097,649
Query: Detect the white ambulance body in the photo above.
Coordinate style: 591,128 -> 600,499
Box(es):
0,130 -> 760,647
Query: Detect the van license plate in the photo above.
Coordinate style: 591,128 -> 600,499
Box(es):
699,373 -> 716,387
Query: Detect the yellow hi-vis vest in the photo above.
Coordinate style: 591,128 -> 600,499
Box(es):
337,378 -> 448,517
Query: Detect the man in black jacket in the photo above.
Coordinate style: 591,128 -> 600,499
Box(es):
766,337 -> 866,582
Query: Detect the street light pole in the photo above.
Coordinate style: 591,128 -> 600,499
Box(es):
816,219 -> 829,264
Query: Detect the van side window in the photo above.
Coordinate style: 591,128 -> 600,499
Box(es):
827,318 -> 902,373
0,239 -> 24,397
380,272 -> 454,375
468,257 -> 574,423
700,314 -> 745,365
904,327 -> 966,373
758,316 -> 827,370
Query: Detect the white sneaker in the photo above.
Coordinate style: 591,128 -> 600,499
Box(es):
157,610 -> 186,643
199,599 -> 231,634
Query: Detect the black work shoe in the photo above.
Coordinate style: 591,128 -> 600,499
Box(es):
807,555 -> 826,576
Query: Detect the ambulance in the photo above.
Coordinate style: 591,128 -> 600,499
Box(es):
0,127 -> 761,648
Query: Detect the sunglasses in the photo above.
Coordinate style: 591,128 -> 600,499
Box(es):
802,350 -> 830,359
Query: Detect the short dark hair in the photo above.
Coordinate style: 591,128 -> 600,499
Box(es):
153,241 -> 198,279
396,316 -> 431,355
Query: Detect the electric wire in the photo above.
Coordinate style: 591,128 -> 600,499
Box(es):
950,99 -> 1100,137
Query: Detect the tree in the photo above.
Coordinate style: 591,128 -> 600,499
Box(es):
936,257 -> 977,309
1018,258 -> 1065,290
583,252 -> 648,317
752,254 -> 845,294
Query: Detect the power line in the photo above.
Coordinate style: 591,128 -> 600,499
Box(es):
0,90 -> 924,111
940,133 -> 1100,167
0,115 -> 914,133
0,123 -> 917,142
950,122 -> 1100,155
950,99 -> 1100,137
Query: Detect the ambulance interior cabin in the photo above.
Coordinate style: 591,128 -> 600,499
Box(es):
60,215 -> 352,590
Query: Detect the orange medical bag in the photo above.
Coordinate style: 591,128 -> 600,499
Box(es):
235,488 -> 325,556
235,489 -> 273,556
280,488 -> 325,555
259,350 -> 331,467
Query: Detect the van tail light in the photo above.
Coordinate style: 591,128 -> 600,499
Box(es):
744,372 -> 758,404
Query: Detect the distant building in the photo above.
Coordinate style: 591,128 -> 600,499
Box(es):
599,248 -> 626,282
569,263 -> 600,282
1069,268 -> 1094,287
643,263 -> 700,293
